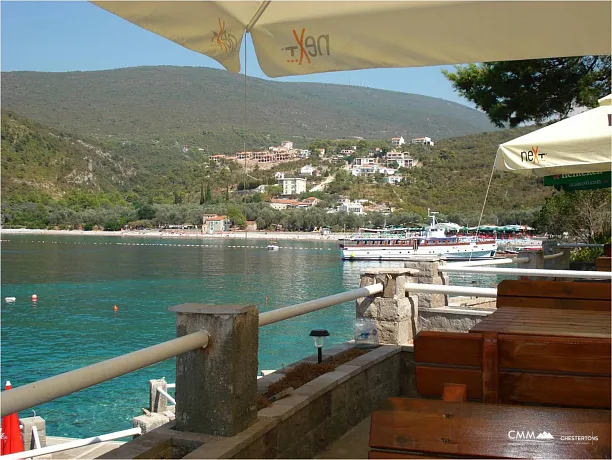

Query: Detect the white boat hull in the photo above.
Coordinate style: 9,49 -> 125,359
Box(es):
341,243 -> 497,261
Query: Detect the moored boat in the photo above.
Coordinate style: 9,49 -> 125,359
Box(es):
340,211 -> 497,261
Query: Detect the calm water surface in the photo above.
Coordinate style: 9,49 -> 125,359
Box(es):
1,234 -> 510,438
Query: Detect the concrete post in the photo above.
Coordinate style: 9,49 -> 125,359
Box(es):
517,249 -> 545,280
168,304 -> 258,436
542,240 -> 571,270
404,256 -> 449,309
149,379 -> 168,413
356,268 -> 419,345
20,416 -> 46,450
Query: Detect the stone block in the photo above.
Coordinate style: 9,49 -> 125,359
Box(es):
132,412 -> 170,435
149,379 -> 168,413
374,297 -> 413,321
169,303 -> 259,436
375,319 -> 414,345
20,416 -> 46,450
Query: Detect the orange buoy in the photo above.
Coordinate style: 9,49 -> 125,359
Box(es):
31,294 -> 38,301
113,305 -> 119,311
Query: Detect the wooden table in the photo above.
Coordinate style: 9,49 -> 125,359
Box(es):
470,306 -> 611,339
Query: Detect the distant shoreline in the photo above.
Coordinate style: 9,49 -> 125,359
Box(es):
0,228 -> 347,242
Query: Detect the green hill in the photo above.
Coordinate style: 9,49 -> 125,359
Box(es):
1,66 -> 497,153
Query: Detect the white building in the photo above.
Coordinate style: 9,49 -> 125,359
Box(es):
391,136 -> 405,147
280,177 -> 307,195
300,165 -> 317,176
274,172 -> 285,180
383,175 -> 404,185
281,141 -> 294,150
354,157 -> 376,166
384,151 -> 414,168
339,149 -> 356,155
411,137 -> 434,146
300,149 -> 311,158
337,200 -> 365,214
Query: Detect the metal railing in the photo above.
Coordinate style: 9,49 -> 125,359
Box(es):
405,283 -> 497,298
1,331 -> 209,417
556,243 -> 605,248
259,284 -> 383,326
2,427 -> 141,460
447,257 -> 529,267
438,266 -> 612,279
543,252 -> 564,260
157,387 -> 176,405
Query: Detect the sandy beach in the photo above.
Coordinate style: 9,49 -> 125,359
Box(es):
1,228 -> 348,242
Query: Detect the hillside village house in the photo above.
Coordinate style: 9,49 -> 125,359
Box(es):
411,136 -> 434,146
299,149 -> 311,158
269,197 -> 320,210
300,165 -> 318,176
354,157 -> 376,166
202,214 -> 230,234
279,177 -> 307,195
391,136 -> 405,147
337,199 -> 365,215
339,149 -> 356,155
385,151 -> 415,168
383,175 -> 404,185
281,141 -> 294,150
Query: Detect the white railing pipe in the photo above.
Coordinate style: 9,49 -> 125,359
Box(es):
166,383 -> 176,389
405,282 -> 498,298
543,252 -> 564,260
445,257 -> 529,268
0,427 -> 141,460
259,283 -> 384,327
157,387 -> 176,405
1,331 -> 209,417
32,426 -> 41,449
437,266 -> 612,279
556,243 -> 604,248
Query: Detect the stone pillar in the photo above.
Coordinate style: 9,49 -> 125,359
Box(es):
517,249 -> 545,279
542,240 -> 570,270
20,416 -> 46,450
356,268 -> 419,345
168,304 -> 259,436
404,256 -> 449,309
149,379 -> 168,413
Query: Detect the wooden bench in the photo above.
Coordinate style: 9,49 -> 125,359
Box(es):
414,331 -> 611,408
497,279 -> 611,311
369,396 -> 611,459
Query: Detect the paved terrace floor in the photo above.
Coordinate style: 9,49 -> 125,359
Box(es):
315,416 -> 371,459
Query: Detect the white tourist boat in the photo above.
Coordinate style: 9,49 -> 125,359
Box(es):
340,212 -> 497,261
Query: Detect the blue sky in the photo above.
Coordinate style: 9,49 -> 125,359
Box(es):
1,1 -> 472,106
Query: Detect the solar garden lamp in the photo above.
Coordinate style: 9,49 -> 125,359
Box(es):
309,329 -> 330,364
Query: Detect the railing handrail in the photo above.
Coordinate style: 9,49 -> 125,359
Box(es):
446,257 -> 529,268
259,283 -> 384,326
0,427 -> 142,460
405,282 -> 498,298
555,243 -> 605,248
1,331 -> 209,417
157,387 -> 176,405
438,266 -> 611,279
543,252 -> 564,260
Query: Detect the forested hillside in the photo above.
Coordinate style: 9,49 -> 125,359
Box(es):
1,66 -> 496,153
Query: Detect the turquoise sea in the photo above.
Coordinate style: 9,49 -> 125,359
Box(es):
1,234 -> 512,439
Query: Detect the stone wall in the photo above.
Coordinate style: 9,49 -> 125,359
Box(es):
418,307 -> 492,332
98,345 -> 402,459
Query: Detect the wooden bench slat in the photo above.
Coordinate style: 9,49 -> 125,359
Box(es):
497,297 -> 611,311
497,280 -> 611,301
500,372 -> 612,409
498,334 -> 611,375
369,450 -> 446,459
414,331 -> 482,367
370,398 -> 611,459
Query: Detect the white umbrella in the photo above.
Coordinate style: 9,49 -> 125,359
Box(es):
92,1 -> 611,78
494,95 -> 612,177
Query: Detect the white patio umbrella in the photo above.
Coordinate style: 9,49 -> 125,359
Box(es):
494,94 -> 612,177
93,1 -> 611,78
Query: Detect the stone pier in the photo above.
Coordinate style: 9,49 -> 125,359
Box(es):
356,268 -> 419,345
404,256 -> 449,309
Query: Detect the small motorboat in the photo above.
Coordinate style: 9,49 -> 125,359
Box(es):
267,242 -> 279,251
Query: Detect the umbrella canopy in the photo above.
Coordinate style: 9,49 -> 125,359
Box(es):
1,381 -> 25,455
494,95 -> 612,177
92,1 -> 611,78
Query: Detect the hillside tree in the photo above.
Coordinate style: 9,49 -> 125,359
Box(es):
443,56 -> 611,127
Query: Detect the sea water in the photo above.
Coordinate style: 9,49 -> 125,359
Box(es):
0,234 -> 514,438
